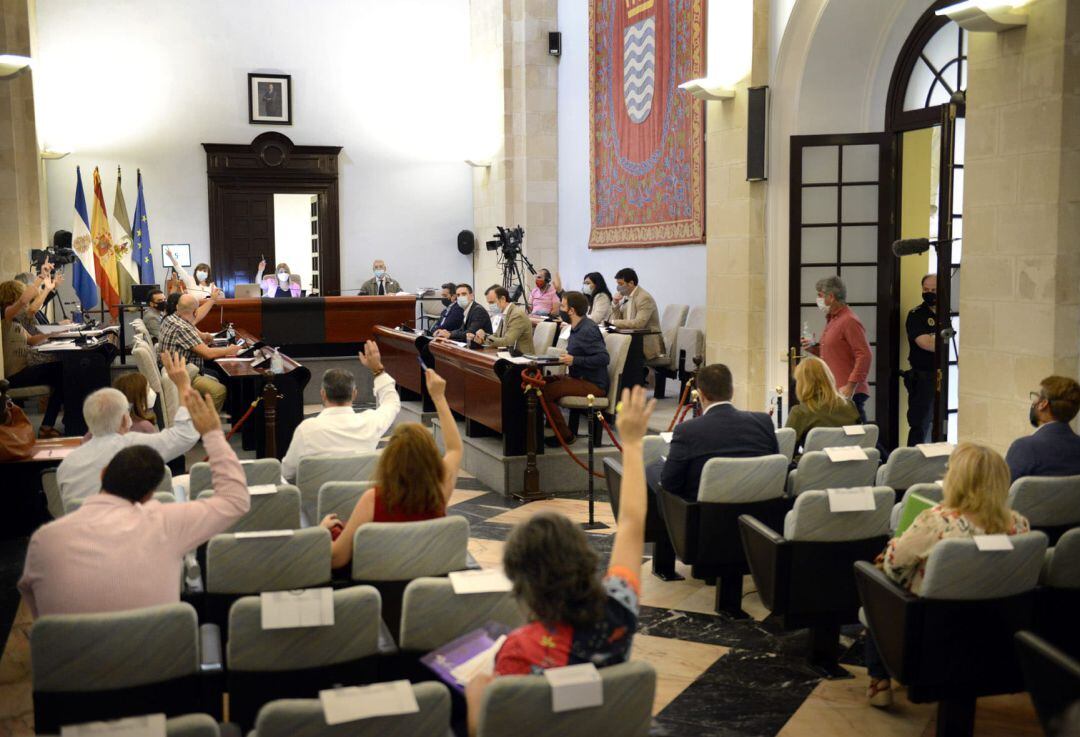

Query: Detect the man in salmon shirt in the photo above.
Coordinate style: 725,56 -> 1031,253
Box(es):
801,275 -> 873,423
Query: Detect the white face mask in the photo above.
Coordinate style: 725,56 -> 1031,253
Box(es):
488,302 -> 500,315
816,296 -> 828,312
277,272 -> 289,283
195,270 -> 208,282
457,295 -> 470,309
582,284 -> 593,296
374,269 -> 385,279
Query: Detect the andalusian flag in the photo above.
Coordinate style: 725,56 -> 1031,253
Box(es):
111,167 -> 138,302
131,170 -> 155,284
71,167 -> 99,320
91,167 -> 122,318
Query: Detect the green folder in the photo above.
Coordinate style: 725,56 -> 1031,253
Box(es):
895,492 -> 937,536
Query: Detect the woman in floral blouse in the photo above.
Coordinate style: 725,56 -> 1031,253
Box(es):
865,442 -> 1030,708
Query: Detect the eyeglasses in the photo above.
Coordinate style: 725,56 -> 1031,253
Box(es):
1029,391 -> 1044,402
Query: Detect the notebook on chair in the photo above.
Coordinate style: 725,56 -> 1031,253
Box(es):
895,492 -> 937,536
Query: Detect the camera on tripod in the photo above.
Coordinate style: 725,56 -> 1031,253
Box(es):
486,226 -> 525,259
485,225 -> 536,306
30,230 -> 78,271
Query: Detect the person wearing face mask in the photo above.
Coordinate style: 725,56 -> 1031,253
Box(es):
903,274 -> 946,445
582,272 -> 613,324
166,248 -> 223,302
359,260 -> 402,296
529,268 -> 560,316
143,288 -> 168,341
472,286 -> 535,354
255,260 -> 303,298
1005,376 -> 1080,482
432,283 -> 490,344
800,275 -> 872,423
610,268 -> 665,362
428,282 -> 464,336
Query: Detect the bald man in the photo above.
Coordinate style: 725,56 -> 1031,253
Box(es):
359,260 -> 402,296
158,294 -> 237,411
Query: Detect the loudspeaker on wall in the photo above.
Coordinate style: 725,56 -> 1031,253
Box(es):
747,86 -> 769,182
457,230 -> 475,255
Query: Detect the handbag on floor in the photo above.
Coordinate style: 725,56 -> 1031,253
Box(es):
0,401 -> 36,462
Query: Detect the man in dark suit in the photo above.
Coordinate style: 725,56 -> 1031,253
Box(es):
433,283 -> 490,344
428,282 -> 464,336
1005,376 -> 1080,482
645,363 -> 779,579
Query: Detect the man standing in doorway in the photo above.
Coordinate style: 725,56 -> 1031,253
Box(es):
801,275 -> 873,423
904,274 -> 944,446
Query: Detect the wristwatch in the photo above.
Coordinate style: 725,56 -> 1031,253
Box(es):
371,368 -> 384,378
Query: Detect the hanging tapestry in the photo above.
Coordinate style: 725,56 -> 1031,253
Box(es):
589,0 -> 706,249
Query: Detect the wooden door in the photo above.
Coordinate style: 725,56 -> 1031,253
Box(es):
218,192 -> 274,296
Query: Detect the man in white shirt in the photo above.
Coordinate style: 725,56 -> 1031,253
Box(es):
281,340 -> 401,482
57,352 -> 201,511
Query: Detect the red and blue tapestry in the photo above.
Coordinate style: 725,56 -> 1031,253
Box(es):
589,0 -> 706,249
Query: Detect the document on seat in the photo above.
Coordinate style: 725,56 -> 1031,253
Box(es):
234,529 -> 294,539
248,484 -> 279,495
824,446 -> 868,462
261,587 -> 334,629
449,568 -> 513,594
449,634 -> 506,685
61,713 -> 166,737
974,534 -> 1014,551
420,621 -> 514,694
917,442 -> 954,458
842,425 -> 866,436
320,680 -> 419,725
545,663 -> 604,712
827,487 -> 876,512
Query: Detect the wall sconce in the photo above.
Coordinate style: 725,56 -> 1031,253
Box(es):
40,149 -> 70,160
0,54 -> 32,79
679,80 -> 735,101
465,159 -> 492,168
937,1 -> 1030,32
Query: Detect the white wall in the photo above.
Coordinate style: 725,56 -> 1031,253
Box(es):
556,0 -> 706,312
35,0 -> 475,295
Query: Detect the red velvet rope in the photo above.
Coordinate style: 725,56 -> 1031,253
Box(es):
201,397 -> 261,462
667,377 -> 696,432
520,368 -> 605,479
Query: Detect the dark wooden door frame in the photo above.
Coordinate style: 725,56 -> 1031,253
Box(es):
203,132 -> 343,297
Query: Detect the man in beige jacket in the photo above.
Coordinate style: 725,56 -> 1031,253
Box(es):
473,286 -> 536,355
610,267 -> 665,360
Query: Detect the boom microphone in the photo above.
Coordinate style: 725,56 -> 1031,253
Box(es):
891,238 -> 931,257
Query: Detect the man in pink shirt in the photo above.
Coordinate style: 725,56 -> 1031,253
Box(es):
529,268 -> 561,316
18,387 -> 251,618
802,275 -> 873,422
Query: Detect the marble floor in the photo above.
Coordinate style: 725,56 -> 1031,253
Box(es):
0,470 -> 1043,736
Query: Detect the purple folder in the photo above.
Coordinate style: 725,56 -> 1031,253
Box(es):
420,621 -> 514,694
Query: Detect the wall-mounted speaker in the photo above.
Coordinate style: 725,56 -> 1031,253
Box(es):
747,86 -> 769,182
548,31 -> 562,57
457,230 -> 475,255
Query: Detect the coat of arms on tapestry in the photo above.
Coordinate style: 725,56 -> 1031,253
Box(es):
589,0 -> 706,249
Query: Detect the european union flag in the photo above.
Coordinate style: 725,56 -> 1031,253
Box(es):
131,169 -> 155,285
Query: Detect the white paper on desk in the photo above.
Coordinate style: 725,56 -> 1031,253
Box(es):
827,487 -> 876,512
36,323 -> 74,335
974,534 -> 1014,552
216,357 -> 256,363
917,442 -> 954,458
248,484 -> 278,495
234,529 -> 294,539
261,588 -> 334,630
842,425 -> 866,436
545,663 -> 604,712
659,432 -> 673,443
449,568 -> 513,594
450,634 -> 506,685
496,351 -> 532,365
450,340 -> 468,348
824,446 -> 868,462
61,713 -> 166,737
320,680 -> 419,725
36,340 -> 80,352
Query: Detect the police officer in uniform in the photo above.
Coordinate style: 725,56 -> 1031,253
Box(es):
904,273 -> 944,446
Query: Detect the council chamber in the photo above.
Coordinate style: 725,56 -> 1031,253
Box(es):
0,0 -> 1078,736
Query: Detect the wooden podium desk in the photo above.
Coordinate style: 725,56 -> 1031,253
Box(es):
198,296 -> 415,356
374,325 -> 434,410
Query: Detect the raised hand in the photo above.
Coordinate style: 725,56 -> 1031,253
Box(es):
184,388 -> 221,435
258,259 -> 266,271
161,351 -> 191,393
358,340 -> 383,372
614,385 -> 655,445
426,368 -> 446,400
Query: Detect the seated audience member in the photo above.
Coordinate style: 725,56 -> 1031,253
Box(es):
785,356 -> 860,451
18,387 -> 250,617
85,373 -> 158,438
1005,376 -> 1080,482
1,278 -> 65,437
583,271 -> 614,324
159,294 -> 238,411
322,368 -> 461,569
428,282 -> 464,335
610,267 -> 665,361
255,259 -> 302,298
465,387 -> 655,732
474,286 -> 535,354
58,353 -> 200,509
433,283 -> 491,344
529,268 -> 560,316
143,288 -> 167,340
864,443 -> 1030,707
282,341 -> 401,483
358,259 -> 402,295
166,248 -> 223,301
540,291 -> 609,446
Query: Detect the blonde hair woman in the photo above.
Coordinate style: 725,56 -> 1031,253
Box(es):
865,442 -> 1030,707
785,356 -> 859,449
0,279 -> 65,437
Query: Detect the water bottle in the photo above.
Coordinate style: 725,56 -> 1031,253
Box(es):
270,349 -> 284,374
801,321 -> 812,343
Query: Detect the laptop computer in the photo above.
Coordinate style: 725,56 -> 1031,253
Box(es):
130,284 -> 160,305
234,284 -> 261,299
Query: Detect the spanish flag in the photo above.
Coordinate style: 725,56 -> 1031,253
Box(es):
91,167 -> 122,319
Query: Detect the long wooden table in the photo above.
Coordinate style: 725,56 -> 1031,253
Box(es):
374,325 -> 434,410
198,296 -> 415,356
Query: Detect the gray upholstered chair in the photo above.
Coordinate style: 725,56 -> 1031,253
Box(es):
646,304 -> 689,399
775,427 -> 797,464
159,364 -> 179,429
132,340 -> 164,426
62,467 -> 174,515
875,447 -> 949,493
251,684 -> 452,737
197,485 -> 301,533
31,603 -> 218,732
41,467 -> 63,519
154,490 -> 178,504
555,331 -> 632,445
642,434 -> 670,468
740,487 -> 893,674
786,448 -> 881,497
189,457 -> 282,494
802,425 -> 879,453
317,480 -> 372,522
476,660 -> 656,737
227,586 -> 384,730
889,482 -> 944,533
398,577 -> 524,653
295,452 -> 381,524
532,321 -> 558,351
671,305 -> 705,396
1007,475 -> 1080,544
1036,527 -> 1080,659
39,713 -> 222,737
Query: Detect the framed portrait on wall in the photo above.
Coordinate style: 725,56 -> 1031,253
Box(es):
248,73 -> 292,125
